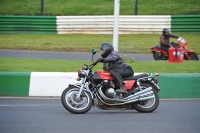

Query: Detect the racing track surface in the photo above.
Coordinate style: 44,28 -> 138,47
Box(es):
1,49 -> 200,61
0,49 -> 156,60
0,97 -> 200,133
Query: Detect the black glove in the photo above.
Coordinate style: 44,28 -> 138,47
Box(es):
91,58 -> 104,66
96,58 -> 104,62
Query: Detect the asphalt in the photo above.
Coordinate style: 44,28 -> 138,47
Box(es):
0,98 -> 200,133
0,49 -> 155,60
1,49 -> 200,61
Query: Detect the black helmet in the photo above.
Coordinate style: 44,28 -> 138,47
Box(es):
100,42 -> 114,58
162,28 -> 170,38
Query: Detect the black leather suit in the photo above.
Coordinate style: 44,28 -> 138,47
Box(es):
101,50 -> 134,88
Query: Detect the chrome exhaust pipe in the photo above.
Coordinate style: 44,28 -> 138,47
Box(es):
96,86 -> 155,106
138,95 -> 155,101
96,92 -> 155,106
124,87 -> 153,100
124,95 -> 155,104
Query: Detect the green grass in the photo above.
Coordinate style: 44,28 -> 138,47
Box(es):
0,0 -> 200,72
0,34 -> 200,54
0,57 -> 199,73
0,0 -> 200,15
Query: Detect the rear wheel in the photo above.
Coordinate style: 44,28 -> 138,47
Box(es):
153,52 -> 167,60
153,52 -> 160,60
132,83 -> 159,113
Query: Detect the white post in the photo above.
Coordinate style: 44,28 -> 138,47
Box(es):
113,0 -> 120,52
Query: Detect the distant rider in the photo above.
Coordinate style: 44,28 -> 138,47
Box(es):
160,28 -> 180,51
95,42 -> 134,94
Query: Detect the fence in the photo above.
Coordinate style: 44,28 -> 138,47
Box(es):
56,15 -> 171,34
171,15 -> 200,33
0,16 -> 56,34
0,15 -> 199,34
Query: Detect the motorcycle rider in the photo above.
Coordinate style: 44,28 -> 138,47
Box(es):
160,28 -> 180,51
95,42 -> 134,94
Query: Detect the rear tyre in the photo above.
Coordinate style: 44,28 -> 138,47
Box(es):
153,52 -> 160,60
132,83 -> 159,113
153,52 -> 167,60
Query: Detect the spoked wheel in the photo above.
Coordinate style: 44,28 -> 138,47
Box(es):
61,86 -> 92,114
132,83 -> 159,113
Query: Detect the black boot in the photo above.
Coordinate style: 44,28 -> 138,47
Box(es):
110,70 -> 128,94
116,86 -> 128,94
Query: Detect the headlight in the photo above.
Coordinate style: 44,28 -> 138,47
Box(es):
78,69 -> 86,78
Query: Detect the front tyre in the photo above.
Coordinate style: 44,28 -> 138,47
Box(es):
61,86 -> 93,114
188,52 -> 199,60
132,84 -> 159,113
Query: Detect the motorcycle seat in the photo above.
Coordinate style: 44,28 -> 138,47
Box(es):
123,73 -> 149,80
156,45 -> 161,48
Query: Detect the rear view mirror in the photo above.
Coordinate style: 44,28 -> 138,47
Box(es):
91,49 -> 96,62
92,49 -> 96,55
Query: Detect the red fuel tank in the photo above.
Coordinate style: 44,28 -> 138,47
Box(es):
96,70 -> 113,80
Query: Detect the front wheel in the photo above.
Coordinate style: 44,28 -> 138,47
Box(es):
61,86 -> 93,114
132,84 -> 159,113
188,52 -> 199,60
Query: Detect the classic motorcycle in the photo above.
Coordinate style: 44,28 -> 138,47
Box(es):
61,49 -> 160,114
151,38 -> 199,60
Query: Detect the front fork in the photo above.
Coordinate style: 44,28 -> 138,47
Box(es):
76,77 -> 87,99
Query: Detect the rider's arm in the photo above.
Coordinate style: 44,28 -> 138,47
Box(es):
170,33 -> 179,39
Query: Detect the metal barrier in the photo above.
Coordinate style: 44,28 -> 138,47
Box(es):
0,15 -> 199,34
56,15 -> 171,34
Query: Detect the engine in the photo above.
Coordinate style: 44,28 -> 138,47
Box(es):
105,88 -> 116,98
101,80 -> 117,98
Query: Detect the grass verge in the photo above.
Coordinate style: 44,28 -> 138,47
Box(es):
0,0 -> 199,15
0,57 -> 199,73
0,34 -> 200,54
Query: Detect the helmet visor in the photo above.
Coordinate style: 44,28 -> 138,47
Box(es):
164,32 -> 169,36
100,50 -> 105,55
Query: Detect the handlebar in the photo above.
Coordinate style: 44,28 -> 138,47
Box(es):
89,60 -> 99,68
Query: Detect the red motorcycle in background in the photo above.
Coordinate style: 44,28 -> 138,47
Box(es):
151,38 -> 199,60
61,49 -> 160,114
